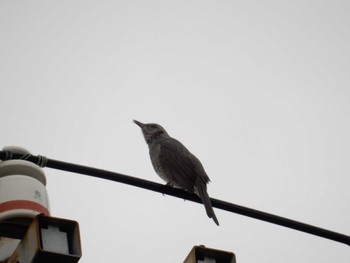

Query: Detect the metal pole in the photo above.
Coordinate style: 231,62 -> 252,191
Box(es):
1,150 -> 349,246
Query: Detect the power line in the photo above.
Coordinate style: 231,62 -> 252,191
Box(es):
0,150 -> 349,246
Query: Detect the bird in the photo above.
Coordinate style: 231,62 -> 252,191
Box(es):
133,119 -> 219,226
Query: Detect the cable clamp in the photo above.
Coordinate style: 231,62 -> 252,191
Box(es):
37,155 -> 48,167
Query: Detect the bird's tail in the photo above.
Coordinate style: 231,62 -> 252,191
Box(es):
195,179 -> 219,226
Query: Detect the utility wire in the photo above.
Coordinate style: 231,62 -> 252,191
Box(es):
0,150 -> 349,246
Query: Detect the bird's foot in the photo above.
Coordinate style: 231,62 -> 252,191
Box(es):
162,182 -> 174,196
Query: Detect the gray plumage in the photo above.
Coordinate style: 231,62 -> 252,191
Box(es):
133,120 -> 219,226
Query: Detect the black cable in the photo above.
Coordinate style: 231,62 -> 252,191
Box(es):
1,151 -> 349,246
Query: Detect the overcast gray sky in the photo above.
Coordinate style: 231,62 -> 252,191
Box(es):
1,1 -> 350,262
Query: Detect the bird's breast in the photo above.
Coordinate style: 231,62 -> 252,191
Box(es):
149,143 -> 169,183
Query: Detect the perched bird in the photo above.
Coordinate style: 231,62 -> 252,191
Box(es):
133,120 -> 219,226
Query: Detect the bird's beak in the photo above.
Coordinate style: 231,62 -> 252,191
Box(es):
133,119 -> 145,128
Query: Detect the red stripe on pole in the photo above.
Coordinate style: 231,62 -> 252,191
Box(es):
0,200 -> 50,216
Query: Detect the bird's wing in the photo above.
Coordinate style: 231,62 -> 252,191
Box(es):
158,139 -> 200,192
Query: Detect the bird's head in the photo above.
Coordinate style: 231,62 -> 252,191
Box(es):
133,120 -> 169,144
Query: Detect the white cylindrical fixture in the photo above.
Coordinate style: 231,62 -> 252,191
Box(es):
0,146 -> 50,261
0,146 -> 50,221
